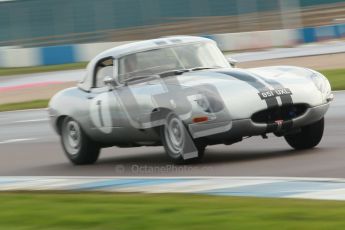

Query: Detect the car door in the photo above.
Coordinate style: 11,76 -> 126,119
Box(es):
88,58 -> 121,137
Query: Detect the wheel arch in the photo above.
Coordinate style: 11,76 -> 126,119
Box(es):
55,114 -> 81,135
150,107 -> 174,132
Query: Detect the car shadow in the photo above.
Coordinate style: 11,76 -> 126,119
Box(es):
97,146 -> 320,166
8,146 -> 324,176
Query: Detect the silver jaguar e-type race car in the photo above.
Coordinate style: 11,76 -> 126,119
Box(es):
48,36 -> 333,164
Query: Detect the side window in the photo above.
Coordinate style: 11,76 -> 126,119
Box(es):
95,58 -> 114,88
118,54 -> 137,83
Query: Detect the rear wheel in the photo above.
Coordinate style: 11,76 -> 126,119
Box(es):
60,117 -> 100,165
284,117 -> 324,150
160,113 -> 205,164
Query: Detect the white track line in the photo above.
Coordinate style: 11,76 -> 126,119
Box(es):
110,178 -> 280,193
13,118 -> 49,123
288,188 -> 345,200
0,138 -> 37,144
1,177 -> 345,200
0,108 -> 47,114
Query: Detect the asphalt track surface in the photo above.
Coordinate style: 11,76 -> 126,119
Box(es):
0,92 -> 344,177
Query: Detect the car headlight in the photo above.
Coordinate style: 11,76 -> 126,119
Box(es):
310,72 -> 331,96
195,97 -> 211,113
194,93 -> 224,113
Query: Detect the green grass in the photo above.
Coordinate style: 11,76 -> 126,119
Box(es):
0,99 -> 49,112
320,69 -> 345,91
0,192 -> 345,229
0,62 -> 87,76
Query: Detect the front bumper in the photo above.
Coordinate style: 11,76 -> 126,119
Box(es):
191,102 -> 330,140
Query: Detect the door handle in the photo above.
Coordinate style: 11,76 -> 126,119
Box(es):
87,96 -> 94,100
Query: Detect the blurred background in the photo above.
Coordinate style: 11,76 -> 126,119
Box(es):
0,0 -> 344,68
0,0 -> 344,45
0,0 -> 345,106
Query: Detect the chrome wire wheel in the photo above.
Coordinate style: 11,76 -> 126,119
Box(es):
59,117 -> 100,165
164,115 -> 185,156
62,119 -> 81,155
160,112 -> 206,164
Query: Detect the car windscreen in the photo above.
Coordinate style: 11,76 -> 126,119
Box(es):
118,42 -> 230,82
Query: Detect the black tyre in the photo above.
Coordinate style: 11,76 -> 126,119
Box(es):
60,117 -> 100,165
284,117 -> 324,150
160,113 -> 206,164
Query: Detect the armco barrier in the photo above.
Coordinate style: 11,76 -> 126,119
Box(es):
315,25 -> 337,41
212,29 -> 299,52
299,23 -> 345,43
299,27 -> 316,43
0,24 -> 344,68
40,45 -> 76,65
75,41 -> 132,62
0,47 -> 40,67
335,24 -> 345,37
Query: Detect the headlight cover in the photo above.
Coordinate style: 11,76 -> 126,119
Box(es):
195,97 -> 211,112
310,72 -> 331,96
194,93 -> 224,113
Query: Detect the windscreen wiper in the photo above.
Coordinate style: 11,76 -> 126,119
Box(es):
159,69 -> 189,78
124,75 -> 158,85
159,66 -> 220,78
189,66 -> 220,71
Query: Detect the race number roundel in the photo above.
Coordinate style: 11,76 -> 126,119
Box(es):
89,93 -> 112,134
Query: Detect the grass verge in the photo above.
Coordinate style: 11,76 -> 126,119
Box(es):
0,62 -> 87,76
0,99 -> 49,112
320,69 -> 345,91
0,192 -> 345,229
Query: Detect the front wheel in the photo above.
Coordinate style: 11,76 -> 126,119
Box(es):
60,117 -> 100,165
284,117 -> 324,150
160,113 -> 205,164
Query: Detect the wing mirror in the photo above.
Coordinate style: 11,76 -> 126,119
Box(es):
227,57 -> 238,68
103,76 -> 117,87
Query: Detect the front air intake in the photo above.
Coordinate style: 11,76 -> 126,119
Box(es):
251,104 -> 308,123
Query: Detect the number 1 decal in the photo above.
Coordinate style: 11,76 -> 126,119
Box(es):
90,93 -> 112,133
96,100 -> 105,127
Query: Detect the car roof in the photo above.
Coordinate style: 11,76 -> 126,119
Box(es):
78,36 -> 215,91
